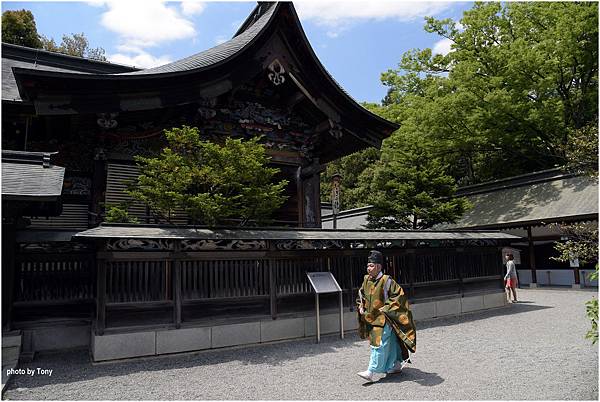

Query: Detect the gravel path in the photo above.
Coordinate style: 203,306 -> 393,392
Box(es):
4,288 -> 598,400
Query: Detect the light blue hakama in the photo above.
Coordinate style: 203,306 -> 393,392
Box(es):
367,323 -> 403,373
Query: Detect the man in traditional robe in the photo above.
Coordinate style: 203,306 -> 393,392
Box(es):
356,250 -> 417,382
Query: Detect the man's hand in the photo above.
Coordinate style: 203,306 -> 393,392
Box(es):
359,306 -> 365,315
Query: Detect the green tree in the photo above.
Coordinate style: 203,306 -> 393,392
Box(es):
2,9 -> 42,48
552,118 -> 599,345
365,132 -> 471,229
127,126 -> 288,226
557,119 -> 599,178
320,147 -> 380,210
381,2 -> 598,185
552,223 -> 598,344
41,33 -> 106,61
2,9 -> 106,61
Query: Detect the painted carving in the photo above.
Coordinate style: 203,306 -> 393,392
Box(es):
181,239 -> 267,251
19,242 -> 91,253
198,107 -> 217,119
62,176 -> 92,196
97,113 -> 119,129
329,122 -> 343,139
106,239 -> 174,251
276,240 -> 345,250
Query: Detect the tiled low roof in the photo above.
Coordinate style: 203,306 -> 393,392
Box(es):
323,170 -> 598,230
74,224 -> 520,241
2,150 -> 65,199
439,172 -> 598,229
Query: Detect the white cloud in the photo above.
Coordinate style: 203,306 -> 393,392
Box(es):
432,38 -> 454,55
181,0 -> 206,16
100,0 -> 196,48
294,1 -> 453,36
94,0 -> 202,70
108,49 -> 172,69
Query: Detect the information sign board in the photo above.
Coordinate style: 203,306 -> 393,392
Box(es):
307,272 -> 342,294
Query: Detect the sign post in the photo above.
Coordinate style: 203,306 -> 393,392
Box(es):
306,272 -> 343,343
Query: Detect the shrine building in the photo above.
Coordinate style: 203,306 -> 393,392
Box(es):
2,2 -> 519,364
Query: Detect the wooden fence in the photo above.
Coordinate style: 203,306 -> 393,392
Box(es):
92,247 -> 503,334
13,252 -> 96,323
11,246 -> 503,331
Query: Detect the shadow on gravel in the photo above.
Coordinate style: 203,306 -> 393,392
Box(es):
416,303 -> 553,330
7,335 -> 367,391
385,367 -> 444,386
361,367 -> 445,388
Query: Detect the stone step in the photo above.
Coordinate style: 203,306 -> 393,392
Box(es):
1,346 -> 20,363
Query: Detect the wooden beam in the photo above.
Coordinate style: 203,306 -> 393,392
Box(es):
286,91 -> 306,111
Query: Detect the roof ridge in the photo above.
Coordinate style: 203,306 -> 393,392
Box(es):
1,150 -> 58,167
233,2 -> 277,38
456,168 -> 580,196
2,42 -> 140,71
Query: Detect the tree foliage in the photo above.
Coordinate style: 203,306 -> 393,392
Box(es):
126,126 -> 288,227
2,10 -> 42,48
557,119 -> 599,178
2,9 -> 106,61
365,132 -> 471,229
320,147 -> 380,210
381,2 -> 598,185
322,2 -> 597,217
552,222 -> 598,344
41,33 -> 106,61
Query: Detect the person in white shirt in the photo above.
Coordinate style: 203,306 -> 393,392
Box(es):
504,253 -> 518,303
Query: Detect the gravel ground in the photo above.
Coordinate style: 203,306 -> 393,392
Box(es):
3,288 -> 598,400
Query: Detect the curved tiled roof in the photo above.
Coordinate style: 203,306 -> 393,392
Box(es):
2,57 -> 87,101
7,2 -> 398,134
2,42 -> 138,101
121,3 -> 277,75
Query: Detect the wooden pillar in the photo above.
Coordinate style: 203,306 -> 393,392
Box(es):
173,242 -> 182,329
268,241 -> 277,319
96,258 -> 107,335
300,159 -> 321,228
527,226 -> 537,287
296,166 -> 304,227
457,248 -> 465,296
348,255 -> 354,311
573,265 -> 581,285
2,220 -> 17,331
407,249 -> 416,299
91,151 -> 107,226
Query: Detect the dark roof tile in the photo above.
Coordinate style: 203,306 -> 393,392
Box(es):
2,150 -> 65,198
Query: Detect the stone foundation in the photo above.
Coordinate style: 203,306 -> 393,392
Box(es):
91,291 -> 507,362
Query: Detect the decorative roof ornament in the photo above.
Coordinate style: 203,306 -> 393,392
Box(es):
97,113 -> 118,129
197,107 -> 217,119
329,121 -> 343,139
267,59 -> 286,86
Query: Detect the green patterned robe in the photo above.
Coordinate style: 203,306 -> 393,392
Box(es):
357,274 -> 417,360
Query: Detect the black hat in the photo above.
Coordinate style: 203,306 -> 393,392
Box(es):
367,250 -> 383,265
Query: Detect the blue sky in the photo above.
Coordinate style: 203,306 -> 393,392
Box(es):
1,1 -> 472,103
